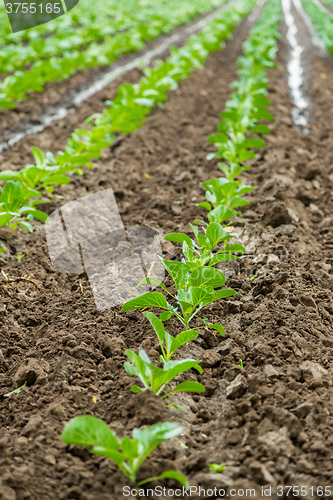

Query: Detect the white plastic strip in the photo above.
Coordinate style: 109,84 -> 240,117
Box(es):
282,0 -> 310,130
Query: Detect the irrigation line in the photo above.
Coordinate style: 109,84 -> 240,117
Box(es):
282,0 -> 310,131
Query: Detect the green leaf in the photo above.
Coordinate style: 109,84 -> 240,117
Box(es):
177,289 -> 193,313
207,132 -> 228,144
229,196 -> 250,208
41,174 -> 71,186
207,152 -> 219,161
223,244 -> 246,253
145,422 -> 184,441
31,147 -> 45,168
208,206 -> 235,224
131,385 -> 144,394
90,447 -> 125,466
164,233 -> 194,248
213,289 -> 237,300
164,332 -> 181,357
143,311 -> 166,344
0,213 -> 11,227
188,286 -> 214,308
17,220 -> 33,233
162,260 -> 190,289
239,150 -> 255,162
188,267 -> 226,288
256,108 -> 274,121
205,324 -> 225,335
163,359 -> 203,383
3,381 -> 27,398
124,350 -> 151,388
206,222 -> 229,247
0,247 -> 5,254
62,415 -> 118,451
196,202 -> 212,211
165,381 -> 205,397
244,138 -> 266,149
120,437 -> 138,460
176,329 -> 199,346
124,361 -> 141,378
209,254 -> 239,265
137,470 -> 189,488
251,124 -> 271,134
122,292 -> 169,312
0,170 -> 20,181
160,311 -> 173,322
19,207 -> 48,221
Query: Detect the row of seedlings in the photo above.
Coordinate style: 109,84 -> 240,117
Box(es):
59,0 -> 282,490
300,0 -> 333,54
0,0 -> 231,110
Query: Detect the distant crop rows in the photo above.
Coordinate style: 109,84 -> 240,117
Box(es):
0,0 -> 229,111
300,0 -> 333,54
0,0 -> 257,249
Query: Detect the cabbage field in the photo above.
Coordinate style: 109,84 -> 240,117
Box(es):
1,0 -> 333,498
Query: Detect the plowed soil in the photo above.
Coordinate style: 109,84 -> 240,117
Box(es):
1,7 -> 333,500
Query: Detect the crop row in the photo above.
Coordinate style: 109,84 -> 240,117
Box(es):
0,0 -> 258,253
0,0 -> 217,41
0,0 -> 231,111
60,0 -> 282,488
300,0 -> 333,55
0,0 -> 224,74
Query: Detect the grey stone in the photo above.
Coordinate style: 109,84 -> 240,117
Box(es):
226,374 -> 247,399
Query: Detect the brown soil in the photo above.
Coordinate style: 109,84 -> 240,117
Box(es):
1,8 -> 333,500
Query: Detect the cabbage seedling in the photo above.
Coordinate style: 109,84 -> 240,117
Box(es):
0,180 -> 47,236
2,381 -> 27,398
164,221 -> 245,267
142,311 -> 199,362
198,178 -> 255,215
62,415 -> 189,487
122,222 -> 241,332
209,463 -> 226,473
124,349 -> 205,397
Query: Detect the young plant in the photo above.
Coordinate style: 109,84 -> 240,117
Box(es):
124,349 -> 205,398
0,147 -> 82,195
2,381 -> 27,398
0,181 -> 47,231
122,222 -> 242,332
62,415 -> 188,486
164,221 -> 245,267
209,463 -> 227,473
198,177 -> 255,215
143,311 -> 199,363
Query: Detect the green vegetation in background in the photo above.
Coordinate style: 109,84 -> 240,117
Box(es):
0,0 -> 230,110
0,0 -> 258,250
300,0 -> 333,54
